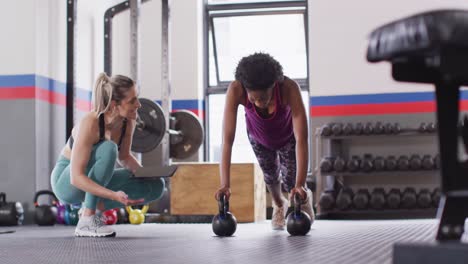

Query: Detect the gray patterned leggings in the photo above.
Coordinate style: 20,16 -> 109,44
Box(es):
248,135 -> 296,192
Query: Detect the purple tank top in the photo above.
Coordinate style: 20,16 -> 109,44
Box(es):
245,82 -> 294,150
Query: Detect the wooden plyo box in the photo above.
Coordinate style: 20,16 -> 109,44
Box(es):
170,162 -> 266,223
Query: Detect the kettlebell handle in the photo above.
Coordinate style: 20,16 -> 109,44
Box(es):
294,193 -> 302,215
34,190 -> 58,207
218,194 -> 229,216
0,192 -> 5,204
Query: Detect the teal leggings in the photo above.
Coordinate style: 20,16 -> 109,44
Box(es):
50,141 -> 165,210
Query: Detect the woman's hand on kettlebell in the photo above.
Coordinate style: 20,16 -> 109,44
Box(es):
214,187 -> 231,201
289,186 -> 307,203
113,191 -> 144,205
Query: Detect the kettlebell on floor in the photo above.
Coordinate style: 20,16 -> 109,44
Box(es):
126,205 -> 149,225
212,194 -> 237,237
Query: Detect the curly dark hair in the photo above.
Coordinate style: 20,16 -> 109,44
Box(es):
235,52 -> 284,91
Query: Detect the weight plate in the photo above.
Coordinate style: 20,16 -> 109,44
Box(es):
169,110 -> 204,159
132,98 -> 166,153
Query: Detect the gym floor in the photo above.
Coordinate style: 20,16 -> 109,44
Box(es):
0,219 -> 446,264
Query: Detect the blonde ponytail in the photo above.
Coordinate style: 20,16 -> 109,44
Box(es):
91,73 -> 135,115
92,73 -> 113,115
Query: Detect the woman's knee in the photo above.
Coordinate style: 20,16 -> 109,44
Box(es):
147,178 -> 165,201
95,141 -> 118,161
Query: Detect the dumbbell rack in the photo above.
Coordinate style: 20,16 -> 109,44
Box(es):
315,125 -> 440,219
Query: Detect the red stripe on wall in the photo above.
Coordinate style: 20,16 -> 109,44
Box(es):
36,88 -> 66,106
0,87 -> 35,99
76,99 -> 92,112
311,102 -> 436,117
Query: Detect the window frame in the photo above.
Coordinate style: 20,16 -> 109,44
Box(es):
203,0 -> 309,162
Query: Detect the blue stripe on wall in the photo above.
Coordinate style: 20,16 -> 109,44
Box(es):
0,74 -> 35,87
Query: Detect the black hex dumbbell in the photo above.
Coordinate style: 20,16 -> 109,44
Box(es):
386,188 -> 401,209
374,122 -> 384,134
319,190 -> 336,211
336,187 -> 354,210
343,123 -> 354,135
370,188 -> 386,210
385,156 -> 398,171
331,123 -> 343,136
320,123 -> 333,137
418,122 -> 427,133
426,122 -> 436,133
346,156 -> 361,172
363,122 -> 374,135
353,189 -> 370,210
354,122 -> 364,135
401,187 -> 417,209
417,188 -> 432,209
333,157 -> 346,172
320,157 -> 335,173
397,155 -> 410,170
384,123 -> 394,134
393,123 -> 401,134
409,154 -> 422,170
373,156 -> 386,171
360,154 -> 374,172
421,155 -> 434,170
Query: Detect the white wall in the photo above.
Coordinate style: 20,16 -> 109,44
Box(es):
0,1 -> 36,74
308,0 -> 468,96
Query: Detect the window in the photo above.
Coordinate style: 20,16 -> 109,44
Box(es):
205,0 -> 309,163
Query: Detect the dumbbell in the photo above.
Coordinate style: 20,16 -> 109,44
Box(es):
373,156 -> 386,171
386,188 -> 401,209
397,155 -> 410,170
320,157 -> 335,172
434,154 -> 440,169
353,189 -> 370,210
409,154 -> 422,170
320,123 -> 333,136
384,123 -> 394,134
432,188 -> 441,208
333,157 -> 346,172
393,123 -> 401,134
343,123 -> 354,135
370,188 -> 386,210
418,122 -> 428,133
421,155 -> 434,170
426,122 -> 436,133
331,123 -> 343,136
354,123 -> 364,135
385,156 -> 398,171
417,189 -> 432,209
363,122 -> 374,135
374,122 -> 384,134
401,187 -> 417,209
319,190 -> 336,210
347,156 -> 361,172
360,154 -> 374,172
336,187 -> 354,210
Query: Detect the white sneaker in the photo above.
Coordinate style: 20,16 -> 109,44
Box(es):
301,189 -> 315,224
74,214 -> 116,237
271,197 -> 289,230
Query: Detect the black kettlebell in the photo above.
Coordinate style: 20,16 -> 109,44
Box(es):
0,192 -> 24,226
34,190 -> 58,226
212,194 -> 237,237
286,193 -> 311,236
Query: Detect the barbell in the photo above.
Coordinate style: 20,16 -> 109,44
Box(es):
132,98 -> 204,159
